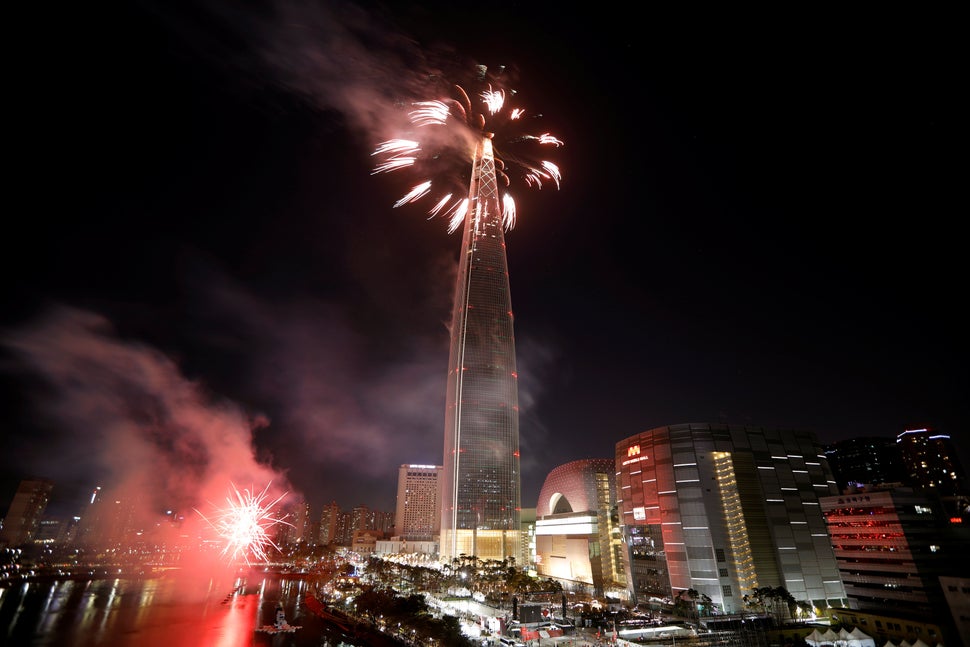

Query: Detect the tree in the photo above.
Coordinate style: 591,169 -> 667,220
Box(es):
742,586 -> 796,625
795,600 -> 814,621
673,588 -> 711,623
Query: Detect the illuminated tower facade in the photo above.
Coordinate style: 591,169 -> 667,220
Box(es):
440,136 -> 521,563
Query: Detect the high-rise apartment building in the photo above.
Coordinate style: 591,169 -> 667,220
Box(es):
0,478 -> 54,547
374,510 -> 394,536
319,500 -> 341,546
334,510 -> 352,546
615,423 -> 847,613
280,500 -> 311,548
395,464 -> 442,541
896,428 -> 968,500
440,133 -> 521,563
351,504 -> 374,533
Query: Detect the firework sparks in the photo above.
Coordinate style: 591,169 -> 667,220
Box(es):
196,482 -> 292,564
371,66 -> 563,232
371,139 -> 420,174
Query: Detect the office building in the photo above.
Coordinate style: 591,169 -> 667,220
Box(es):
395,464 -> 442,541
820,485 -> 968,644
440,131 -> 521,563
615,423 -> 847,613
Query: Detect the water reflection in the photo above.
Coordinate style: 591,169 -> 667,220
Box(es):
0,572 -> 321,647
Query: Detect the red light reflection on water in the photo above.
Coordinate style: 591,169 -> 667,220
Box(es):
204,593 -> 259,647
120,587 -> 259,647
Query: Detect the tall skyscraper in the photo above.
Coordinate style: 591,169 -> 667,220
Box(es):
440,134 -> 522,563
0,478 -> 54,548
372,68 -> 561,564
396,464 -> 442,542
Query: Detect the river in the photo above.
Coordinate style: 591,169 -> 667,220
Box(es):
0,569 -> 368,647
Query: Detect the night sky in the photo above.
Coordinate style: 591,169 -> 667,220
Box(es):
2,2 -> 965,521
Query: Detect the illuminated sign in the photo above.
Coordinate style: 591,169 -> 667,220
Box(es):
633,507 -> 646,521
622,445 -> 647,466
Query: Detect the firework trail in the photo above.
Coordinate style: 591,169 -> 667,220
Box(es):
197,482 -> 292,564
371,65 -> 563,233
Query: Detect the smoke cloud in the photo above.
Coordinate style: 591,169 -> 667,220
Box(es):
1,306 -> 288,550
178,258 -> 450,486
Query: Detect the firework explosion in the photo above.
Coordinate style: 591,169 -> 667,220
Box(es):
371,65 -> 563,233
196,482 -> 292,564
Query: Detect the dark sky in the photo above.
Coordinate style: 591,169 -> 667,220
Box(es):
2,2 -> 965,521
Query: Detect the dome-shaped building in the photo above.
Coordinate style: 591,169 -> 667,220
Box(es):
534,459 -> 627,599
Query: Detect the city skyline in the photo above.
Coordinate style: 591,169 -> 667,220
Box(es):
2,3 -> 965,520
